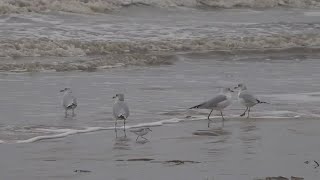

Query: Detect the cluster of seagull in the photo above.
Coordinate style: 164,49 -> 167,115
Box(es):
190,83 -> 268,127
60,83 -> 268,141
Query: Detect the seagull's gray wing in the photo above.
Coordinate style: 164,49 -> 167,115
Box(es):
72,96 -> 77,106
113,101 -> 130,119
239,91 -> 259,104
205,94 -> 228,108
191,94 -> 227,109
63,94 -> 77,109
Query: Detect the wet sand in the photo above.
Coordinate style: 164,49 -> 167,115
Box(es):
0,53 -> 320,179
1,117 -> 319,180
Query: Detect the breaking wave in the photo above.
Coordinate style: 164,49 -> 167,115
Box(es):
1,2 -> 320,72
0,111 -> 303,144
2,33 -> 320,57
0,0 -> 320,15
1,34 -> 320,71
0,33 -> 320,72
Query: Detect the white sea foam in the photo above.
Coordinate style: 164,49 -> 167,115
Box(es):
15,118 -> 187,143
0,0 -> 320,15
0,2 -> 319,72
0,111 -> 306,144
15,127 -> 110,143
0,32 -> 319,72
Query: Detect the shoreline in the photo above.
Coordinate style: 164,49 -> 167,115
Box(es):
1,118 -> 319,179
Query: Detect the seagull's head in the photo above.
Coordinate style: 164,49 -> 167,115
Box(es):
113,94 -> 124,101
234,83 -> 247,90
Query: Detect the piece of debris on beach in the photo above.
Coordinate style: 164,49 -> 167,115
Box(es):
74,170 -> 91,173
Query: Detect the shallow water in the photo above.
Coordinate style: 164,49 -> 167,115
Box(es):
1,52 -> 320,142
1,35 -> 320,180
1,118 -> 320,180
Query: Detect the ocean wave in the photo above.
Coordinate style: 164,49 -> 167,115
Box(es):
0,112 -> 300,144
0,111 -> 306,144
2,33 -> 320,57
0,33 -> 320,72
0,54 -> 175,72
195,0 -> 320,9
0,40 -> 177,72
0,0 -> 121,15
0,0 -> 320,15
13,117 -> 188,143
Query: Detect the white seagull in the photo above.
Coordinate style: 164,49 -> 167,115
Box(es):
60,87 -> 77,117
190,87 -> 234,127
234,83 -> 269,118
113,94 -> 130,130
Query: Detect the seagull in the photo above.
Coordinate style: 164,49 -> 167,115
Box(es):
234,83 -> 269,118
113,94 -> 130,130
60,88 -> 77,117
130,127 -> 152,141
190,87 -> 234,127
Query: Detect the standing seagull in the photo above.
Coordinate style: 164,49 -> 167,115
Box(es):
190,88 -> 234,127
60,88 -> 77,117
234,83 -> 269,118
113,94 -> 130,130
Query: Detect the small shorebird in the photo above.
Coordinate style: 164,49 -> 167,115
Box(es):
130,127 -> 152,141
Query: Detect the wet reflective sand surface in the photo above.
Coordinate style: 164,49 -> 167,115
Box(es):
0,53 -> 320,179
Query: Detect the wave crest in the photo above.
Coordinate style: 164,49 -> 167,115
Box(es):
0,33 -> 320,72
0,0 -> 121,15
0,53 -> 176,72
196,0 -> 320,8
0,112 -> 302,144
1,33 -> 320,56
0,0 -> 320,15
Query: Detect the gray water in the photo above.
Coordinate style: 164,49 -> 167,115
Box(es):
1,52 -> 320,140
1,53 -> 320,179
0,7 -> 320,71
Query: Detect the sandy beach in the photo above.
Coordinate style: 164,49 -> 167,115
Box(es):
1,117 -> 319,180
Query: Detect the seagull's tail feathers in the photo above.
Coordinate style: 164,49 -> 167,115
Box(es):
67,103 -> 77,109
190,103 -> 204,109
118,114 -> 126,120
257,100 -> 270,104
